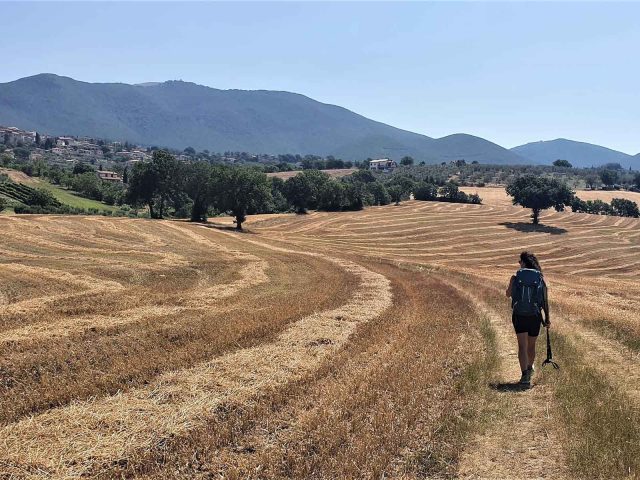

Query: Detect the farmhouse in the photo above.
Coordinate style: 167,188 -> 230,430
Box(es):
56,137 -> 76,147
369,158 -> 398,172
96,170 -> 123,183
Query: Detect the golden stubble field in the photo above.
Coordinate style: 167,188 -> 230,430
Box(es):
1,194 -> 639,478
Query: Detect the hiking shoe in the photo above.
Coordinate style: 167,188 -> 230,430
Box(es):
527,365 -> 535,378
519,369 -> 532,387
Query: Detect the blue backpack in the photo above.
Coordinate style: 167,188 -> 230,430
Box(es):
512,268 -> 546,316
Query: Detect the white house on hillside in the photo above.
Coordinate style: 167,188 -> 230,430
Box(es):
96,170 -> 123,183
369,158 -> 397,172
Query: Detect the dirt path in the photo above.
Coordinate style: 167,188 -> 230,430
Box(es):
450,273 -> 640,406
447,283 -> 569,479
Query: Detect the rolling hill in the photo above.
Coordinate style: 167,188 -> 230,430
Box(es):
0,74 -> 527,165
511,138 -> 638,169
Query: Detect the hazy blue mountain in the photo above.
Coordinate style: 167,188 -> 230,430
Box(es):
0,74 -> 528,164
511,138 -> 638,169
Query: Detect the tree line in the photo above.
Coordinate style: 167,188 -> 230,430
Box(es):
125,151 -> 482,229
506,175 -> 640,223
401,161 -> 640,192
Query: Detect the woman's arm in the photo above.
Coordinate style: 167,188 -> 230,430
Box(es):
542,279 -> 551,326
506,275 -> 515,297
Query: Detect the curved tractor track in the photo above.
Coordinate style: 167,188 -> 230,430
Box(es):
1,195 -> 639,479
249,198 -> 640,478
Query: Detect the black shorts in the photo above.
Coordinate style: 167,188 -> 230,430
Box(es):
512,313 -> 542,337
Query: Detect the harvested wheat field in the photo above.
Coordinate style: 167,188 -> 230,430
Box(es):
461,185 -> 640,207
266,168 -> 358,180
1,201 -> 639,479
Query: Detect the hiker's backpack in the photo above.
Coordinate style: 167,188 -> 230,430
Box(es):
512,268 -> 546,316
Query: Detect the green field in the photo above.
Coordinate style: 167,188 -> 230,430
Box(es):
0,168 -> 119,212
35,181 -> 119,212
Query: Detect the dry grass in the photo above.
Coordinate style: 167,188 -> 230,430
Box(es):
1,196 -> 639,478
0,218 -> 354,424
266,168 -> 357,180
461,185 -> 640,207
122,262 -> 493,479
539,333 -> 640,478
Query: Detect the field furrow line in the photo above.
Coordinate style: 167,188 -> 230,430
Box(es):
554,316 -> 640,403
0,227 -> 268,344
0,240 -> 392,478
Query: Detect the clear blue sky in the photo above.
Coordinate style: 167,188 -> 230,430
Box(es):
1,2 -> 639,153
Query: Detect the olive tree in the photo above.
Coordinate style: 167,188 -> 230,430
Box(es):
611,198 -> 640,218
506,175 -> 574,224
284,170 -> 330,213
213,167 -> 272,231
553,159 -> 573,168
126,150 -> 183,219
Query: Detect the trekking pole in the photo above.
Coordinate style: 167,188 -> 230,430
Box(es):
541,325 -> 559,369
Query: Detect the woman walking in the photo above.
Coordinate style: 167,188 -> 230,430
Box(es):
506,251 -> 550,387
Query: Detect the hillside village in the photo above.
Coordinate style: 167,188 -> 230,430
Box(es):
0,124 -> 371,177
0,124 -> 352,172
1,125 -> 152,170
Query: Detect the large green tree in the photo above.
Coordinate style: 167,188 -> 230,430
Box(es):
152,150 -> 183,218
365,181 -> 391,206
385,175 -> 415,205
183,161 -> 214,222
317,180 -> 345,211
126,151 -> 183,218
506,175 -> 574,224
269,177 -> 290,212
127,161 -> 158,217
213,167 -> 272,230
585,175 -> 598,190
400,156 -> 415,166
284,170 -> 330,213
71,172 -> 103,200
600,169 -> 619,187
414,182 -> 438,201
553,159 -> 573,168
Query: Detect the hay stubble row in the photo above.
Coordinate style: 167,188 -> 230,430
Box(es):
1,196 -> 639,478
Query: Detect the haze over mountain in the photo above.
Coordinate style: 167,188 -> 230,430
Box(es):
511,138 -> 639,169
0,74 -> 528,165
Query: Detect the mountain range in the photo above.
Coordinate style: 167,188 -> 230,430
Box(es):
511,139 -> 638,169
0,74 -> 637,168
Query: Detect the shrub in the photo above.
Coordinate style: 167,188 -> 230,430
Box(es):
414,182 -> 438,201
611,198 -> 640,218
586,200 -> 612,215
26,188 -> 58,207
571,198 -> 588,213
439,182 -> 461,201
468,193 -> 482,205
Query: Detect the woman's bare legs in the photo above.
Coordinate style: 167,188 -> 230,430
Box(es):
527,335 -> 537,369
517,332 -> 529,372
